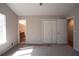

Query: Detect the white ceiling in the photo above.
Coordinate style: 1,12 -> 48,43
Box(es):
7,3 -> 78,16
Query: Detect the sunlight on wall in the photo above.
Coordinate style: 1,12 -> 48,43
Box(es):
19,20 -> 26,32
12,49 -> 33,56
19,20 -> 26,25
69,19 -> 74,29
70,19 -> 74,27
0,13 -> 7,45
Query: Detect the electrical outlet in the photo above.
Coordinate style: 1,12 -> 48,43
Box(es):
11,43 -> 13,46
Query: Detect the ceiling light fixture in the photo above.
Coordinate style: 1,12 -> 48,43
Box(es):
40,3 -> 43,6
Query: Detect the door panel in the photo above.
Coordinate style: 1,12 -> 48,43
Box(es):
51,21 -> 56,43
57,20 -> 67,44
43,21 -> 52,43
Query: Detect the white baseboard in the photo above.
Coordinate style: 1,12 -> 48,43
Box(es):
74,47 -> 79,52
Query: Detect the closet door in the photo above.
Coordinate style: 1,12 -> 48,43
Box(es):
43,21 -> 52,43
57,19 -> 67,44
42,20 -> 56,44
51,21 -> 56,43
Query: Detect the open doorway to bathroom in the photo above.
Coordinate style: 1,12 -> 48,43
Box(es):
67,17 -> 74,48
18,19 -> 26,45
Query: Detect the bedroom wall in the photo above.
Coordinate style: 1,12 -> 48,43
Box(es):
25,16 -> 66,44
0,4 -> 18,55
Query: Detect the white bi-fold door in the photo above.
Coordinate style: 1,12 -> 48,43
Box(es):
42,19 -> 67,44
56,19 -> 67,44
42,20 -> 56,44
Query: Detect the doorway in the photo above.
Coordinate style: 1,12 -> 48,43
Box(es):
67,18 -> 74,48
19,19 -> 26,44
